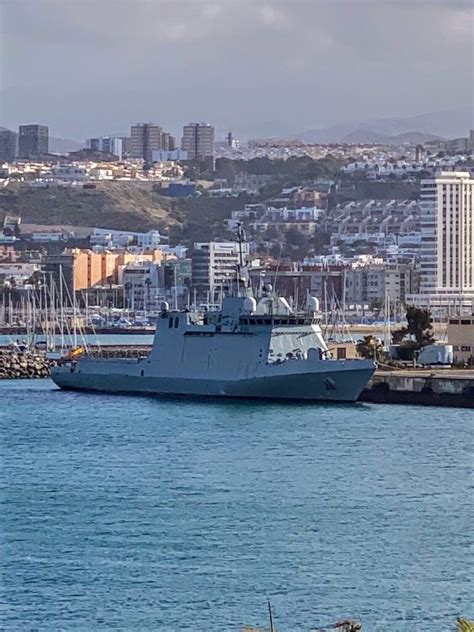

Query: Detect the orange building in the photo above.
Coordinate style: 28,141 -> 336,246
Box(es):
43,248 -> 174,297
67,249 -> 119,290
67,248 -> 171,291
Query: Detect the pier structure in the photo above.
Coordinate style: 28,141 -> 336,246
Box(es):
361,369 -> 474,408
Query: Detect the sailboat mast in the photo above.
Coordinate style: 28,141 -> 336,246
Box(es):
235,222 -> 246,298
174,264 -> 178,310
50,272 -> 56,351
268,600 -> 275,632
73,281 -> 77,347
387,293 -> 391,348
59,265 -> 65,352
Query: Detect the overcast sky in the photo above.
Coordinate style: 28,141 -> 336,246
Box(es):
1,0 -> 473,140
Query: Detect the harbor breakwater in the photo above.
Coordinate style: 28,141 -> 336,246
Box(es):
0,346 -> 151,380
0,349 -> 52,379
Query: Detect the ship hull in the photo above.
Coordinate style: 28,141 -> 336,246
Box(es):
51,362 -> 374,403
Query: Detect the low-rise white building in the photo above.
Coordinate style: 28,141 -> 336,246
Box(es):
91,229 -> 166,250
151,149 -> 188,162
121,260 -> 164,311
0,262 -> 41,287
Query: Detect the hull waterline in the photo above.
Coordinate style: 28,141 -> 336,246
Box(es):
51,361 -> 374,403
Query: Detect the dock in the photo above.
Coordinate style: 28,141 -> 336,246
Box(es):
360,369 -> 474,408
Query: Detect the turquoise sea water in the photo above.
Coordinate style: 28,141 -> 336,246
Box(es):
0,379 -> 472,631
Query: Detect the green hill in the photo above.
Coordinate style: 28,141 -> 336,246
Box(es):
0,182 -> 248,244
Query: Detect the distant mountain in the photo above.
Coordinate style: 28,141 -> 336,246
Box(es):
340,129 -> 442,145
390,131 -> 444,144
299,110 -> 473,144
49,136 -> 83,154
0,127 -> 82,155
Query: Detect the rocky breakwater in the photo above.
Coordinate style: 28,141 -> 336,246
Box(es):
0,348 -> 52,379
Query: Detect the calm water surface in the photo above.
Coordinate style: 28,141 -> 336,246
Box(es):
0,380 -> 472,631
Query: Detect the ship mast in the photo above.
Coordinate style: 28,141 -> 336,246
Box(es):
235,222 -> 246,297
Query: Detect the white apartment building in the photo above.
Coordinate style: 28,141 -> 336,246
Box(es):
47,165 -> 88,184
408,171 -> 474,313
86,137 -> 123,160
151,149 -> 188,162
91,228 -> 165,249
192,241 -> 249,301
121,261 -> 164,312
0,262 -> 40,287
420,172 -> 473,295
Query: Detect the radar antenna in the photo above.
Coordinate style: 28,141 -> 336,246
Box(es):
235,222 -> 248,297
236,221 -> 246,269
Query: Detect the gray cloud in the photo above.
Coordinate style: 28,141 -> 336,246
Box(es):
0,0 -> 472,139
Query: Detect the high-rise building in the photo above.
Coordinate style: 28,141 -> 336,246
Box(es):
130,124 -> 176,162
192,241 -> 249,301
87,138 -> 101,152
419,172 -> 473,296
130,123 -> 164,162
86,136 -> 123,159
407,171 -> 474,313
18,124 -> 49,159
181,123 -> 214,164
0,130 -> 17,162
120,136 -> 132,157
225,131 -> 239,149
161,132 -> 176,152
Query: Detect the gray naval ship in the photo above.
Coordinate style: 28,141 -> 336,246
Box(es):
51,242 -> 375,402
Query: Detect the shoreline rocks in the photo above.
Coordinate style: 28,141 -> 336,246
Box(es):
0,349 -> 53,379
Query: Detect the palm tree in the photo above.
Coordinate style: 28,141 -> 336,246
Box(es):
124,282 -> 132,311
356,335 -> 384,362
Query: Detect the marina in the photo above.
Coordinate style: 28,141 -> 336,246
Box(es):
1,0 -> 472,628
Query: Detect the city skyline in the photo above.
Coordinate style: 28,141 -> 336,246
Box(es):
1,0 -> 473,140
